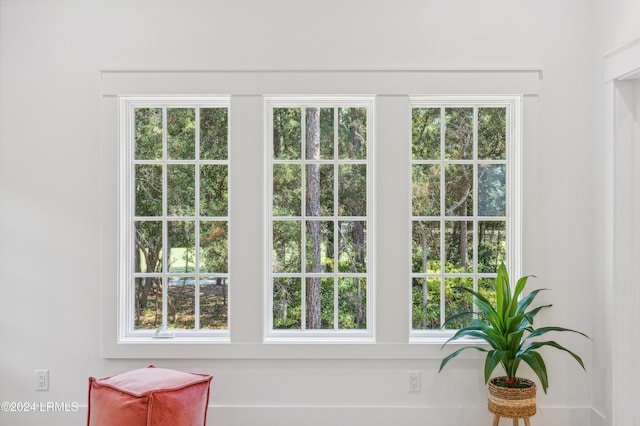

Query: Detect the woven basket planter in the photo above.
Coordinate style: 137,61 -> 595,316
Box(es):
488,377 -> 537,419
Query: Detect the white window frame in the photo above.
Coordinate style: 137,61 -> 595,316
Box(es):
409,95 -> 523,343
101,68 -> 538,358
118,95 -> 231,343
263,96 -> 376,343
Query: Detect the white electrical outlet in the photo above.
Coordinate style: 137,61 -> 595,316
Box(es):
408,371 -> 421,393
35,369 -> 49,391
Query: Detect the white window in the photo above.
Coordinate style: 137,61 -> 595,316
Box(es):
409,96 -> 522,338
264,96 -> 375,341
118,96 -> 230,342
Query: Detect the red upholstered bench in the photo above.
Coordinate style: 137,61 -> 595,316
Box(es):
87,365 -> 212,426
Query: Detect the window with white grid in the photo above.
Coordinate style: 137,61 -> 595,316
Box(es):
119,96 -> 230,341
410,96 -> 521,336
264,96 -> 375,341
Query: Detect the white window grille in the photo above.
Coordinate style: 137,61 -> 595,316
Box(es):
118,96 -> 230,342
264,96 -> 375,342
409,96 -> 522,339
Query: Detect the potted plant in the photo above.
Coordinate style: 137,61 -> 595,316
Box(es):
439,263 -> 589,424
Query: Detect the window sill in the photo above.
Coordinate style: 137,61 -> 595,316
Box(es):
103,340 -> 488,360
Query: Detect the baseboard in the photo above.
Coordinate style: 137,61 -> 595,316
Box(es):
590,407 -> 608,426
208,405 -> 595,426
0,404 -> 601,425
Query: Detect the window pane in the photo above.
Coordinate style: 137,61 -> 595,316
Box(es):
338,164 -> 366,216
445,108 -> 473,160
273,164 -> 301,216
134,277 -> 163,329
412,277 -> 441,330
478,164 -> 506,216
444,221 -> 473,273
200,164 -> 228,217
478,221 -> 506,273
200,277 -> 228,329
167,108 -> 196,160
168,220 -> 196,273
338,107 -> 367,159
445,164 -> 473,216
412,164 -> 440,216
200,108 -> 228,160
338,221 -> 366,273
167,165 -> 195,216
168,276 -> 195,329
306,277 -> 334,329
200,221 -> 228,273
134,108 -> 163,160
303,107 -> 335,160
134,221 -> 163,273
319,277 -> 335,329
478,107 -> 506,160
306,220 -> 334,273
306,164 -> 333,216
268,99 -> 372,338
273,108 -> 301,160
272,220 -> 301,273
273,277 -> 301,329
412,107 -> 441,160
338,277 -> 366,329
135,165 -> 162,217
444,277 -> 473,329
320,108 -> 334,159
412,221 -> 441,273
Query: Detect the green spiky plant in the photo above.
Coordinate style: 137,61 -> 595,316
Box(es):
439,263 -> 589,393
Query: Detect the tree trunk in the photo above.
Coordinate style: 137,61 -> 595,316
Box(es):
306,107 -> 322,329
460,208 -> 469,269
135,237 -> 162,322
273,111 -> 282,158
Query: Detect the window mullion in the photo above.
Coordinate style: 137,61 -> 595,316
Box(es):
439,106 -> 446,328
161,106 -> 169,331
300,107 -> 307,331
332,107 -> 339,330
194,107 -> 201,331
473,106 -> 479,301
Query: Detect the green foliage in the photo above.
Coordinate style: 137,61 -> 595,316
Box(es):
439,264 -> 589,393
273,108 -> 301,159
445,108 -> 473,160
132,106 -> 229,330
412,108 -> 440,160
411,105 -> 509,333
200,108 -> 228,160
478,108 -> 507,160
338,107 -> 366,159
271,106 -> 368,331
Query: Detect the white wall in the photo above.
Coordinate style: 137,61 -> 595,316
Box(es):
593,0 -> 640,424
599,0 -> 640,55
0,1 -> 599,425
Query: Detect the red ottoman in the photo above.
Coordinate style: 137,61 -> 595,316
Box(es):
87,365 -> 212,426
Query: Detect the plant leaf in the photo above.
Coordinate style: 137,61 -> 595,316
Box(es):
523,304 -> 552,324
525,326 -> 590,341
509,275 -> 533,316
449,286 -> 503,330
520,351 -> 549,393
517,288 -> 548,315
521,340 -> 587,370
484,349 -> 508,383
495,263 -> 509,318
441,311 -> 476,329
443,329 -> 498,349
439,346 -> 488,373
